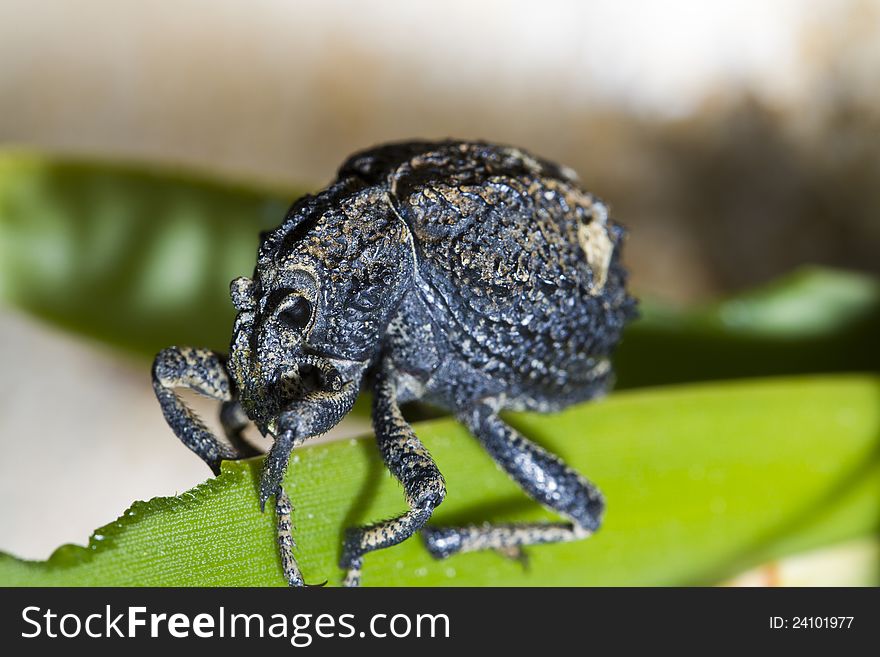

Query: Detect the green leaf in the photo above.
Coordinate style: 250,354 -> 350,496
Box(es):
615,267 -> 880,388
0,150 -> 297,356
2,375 -> 877,586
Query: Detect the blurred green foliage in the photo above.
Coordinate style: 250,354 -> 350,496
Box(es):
617,268 -> 880,388
0,151 -> 297,355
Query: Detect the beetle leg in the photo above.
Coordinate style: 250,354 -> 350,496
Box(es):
257,427 -> 308,586
220,400 -> 261,459
153,346 -> 308,586
152,346 -> 243,474
421,401 -> 604,561
274,485 -> 306,587
339,361 -> 446,587
260,379 -> 358,587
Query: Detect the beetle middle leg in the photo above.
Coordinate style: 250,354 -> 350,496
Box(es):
339,361 -> 446,587
421,401 -> 604,562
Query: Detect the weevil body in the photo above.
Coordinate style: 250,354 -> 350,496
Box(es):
153,140 -> 636,586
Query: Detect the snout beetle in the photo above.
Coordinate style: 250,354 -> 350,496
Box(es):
152,140 -> 636,586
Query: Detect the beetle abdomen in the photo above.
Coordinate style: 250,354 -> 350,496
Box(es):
346,140 -> 635,408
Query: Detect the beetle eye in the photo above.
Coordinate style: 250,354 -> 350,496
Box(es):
277,295 -> 312,331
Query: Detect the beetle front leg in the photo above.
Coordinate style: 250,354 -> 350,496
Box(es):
255,427 -> 308,587
260,380 -> 361,587
152,346 -> 243,474
274,485 -> 306,587
421,401 -> 604,561
340,361 -> 446,587
220,400 -> 261,459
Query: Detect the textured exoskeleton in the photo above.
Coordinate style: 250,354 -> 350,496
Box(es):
152,140 -> 636,586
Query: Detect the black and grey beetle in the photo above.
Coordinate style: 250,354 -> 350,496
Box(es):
152,140 -> 636,586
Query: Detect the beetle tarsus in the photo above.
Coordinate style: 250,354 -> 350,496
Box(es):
275,487 -> 305,586
421,401 -> 603,559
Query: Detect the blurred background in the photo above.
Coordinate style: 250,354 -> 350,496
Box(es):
1,0 -> 878,581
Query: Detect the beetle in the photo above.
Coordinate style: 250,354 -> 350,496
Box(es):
152,140 -> 636,586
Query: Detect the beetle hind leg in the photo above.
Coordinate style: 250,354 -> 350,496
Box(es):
421,402 -> 603,563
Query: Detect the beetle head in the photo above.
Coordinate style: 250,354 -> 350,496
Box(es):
226,183 -> 414,435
